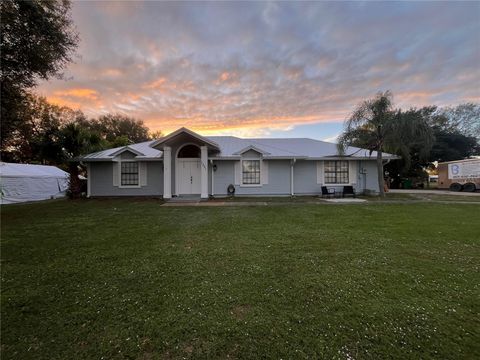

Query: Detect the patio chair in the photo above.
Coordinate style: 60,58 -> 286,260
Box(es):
321,186 -> 335,198
342,186 -> 356,198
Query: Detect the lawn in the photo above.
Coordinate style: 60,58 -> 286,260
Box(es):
1,199 -> 479,359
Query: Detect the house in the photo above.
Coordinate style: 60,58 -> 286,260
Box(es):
81,127 -> 397,198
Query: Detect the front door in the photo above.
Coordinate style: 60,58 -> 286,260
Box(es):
177,159 -> 201,194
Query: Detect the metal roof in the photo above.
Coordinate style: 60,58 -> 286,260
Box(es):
82,140 -> 162,161
81,129 -> 398,161
207,136 -> 396,159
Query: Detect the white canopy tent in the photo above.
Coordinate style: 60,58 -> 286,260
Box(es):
0,162 -> 69,204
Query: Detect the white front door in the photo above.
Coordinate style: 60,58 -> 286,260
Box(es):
177,159 -> 201,194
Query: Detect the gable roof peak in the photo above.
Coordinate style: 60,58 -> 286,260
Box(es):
150,127 -> 220,149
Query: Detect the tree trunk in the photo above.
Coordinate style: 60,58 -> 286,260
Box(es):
377,150 -> 385,197
68,161 -> 81,198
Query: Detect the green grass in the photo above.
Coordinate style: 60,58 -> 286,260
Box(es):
2,199 -> 479,359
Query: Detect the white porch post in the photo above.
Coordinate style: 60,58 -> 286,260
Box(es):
210,159 -> 215,197
163,146 -> 172,199
201,146 -> 208,199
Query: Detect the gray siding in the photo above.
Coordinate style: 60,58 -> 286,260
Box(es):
293,160 -> 319,195
363,160 -> 380,193
212,160 -> 291,196
241,149 -> 262,158
90,161 -> 163,196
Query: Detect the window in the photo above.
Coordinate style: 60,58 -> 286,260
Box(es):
324,160 -> 349,184
242,160 -> 261,185
178,144 -> 200,158
121,162 -> 139,186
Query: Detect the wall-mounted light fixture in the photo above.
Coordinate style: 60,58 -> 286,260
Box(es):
213,164 -> 218,172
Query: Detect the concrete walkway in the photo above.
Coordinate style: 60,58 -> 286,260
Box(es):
162,201 -> 268,207
389,189 -> 480,196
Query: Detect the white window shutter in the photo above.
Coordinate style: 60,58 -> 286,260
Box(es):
234,161 -> 241,185
349,161 -> 357,184
113,162 -> 119,186
140,162 -> 147,186
261,160 -> 268,185
316,161 -> 324,184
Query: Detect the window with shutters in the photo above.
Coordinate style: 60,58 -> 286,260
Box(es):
241,160 -> 261,185
120,162 -> 139,186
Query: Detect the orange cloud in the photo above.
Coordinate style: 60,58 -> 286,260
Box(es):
143,112 -> 346,136
217,71 -> 240,86
53,88 -> 100,101
220,72 -> 231,81
143,77 -> 167,90
47,96 -> 82,109
101,68 -> 123,78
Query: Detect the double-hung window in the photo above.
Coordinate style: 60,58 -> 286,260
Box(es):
324,160 -> 349,184
242,160 -> 261,185
121,162 -> 139,186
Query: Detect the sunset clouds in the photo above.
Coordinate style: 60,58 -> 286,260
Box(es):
37,1 -> 480,137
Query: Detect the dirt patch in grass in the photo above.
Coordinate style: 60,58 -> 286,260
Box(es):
231,304 -> 252,320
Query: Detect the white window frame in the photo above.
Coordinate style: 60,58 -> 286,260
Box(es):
240,159 -> 262,187
323,160 -> 349,186
119,160 -> 141,188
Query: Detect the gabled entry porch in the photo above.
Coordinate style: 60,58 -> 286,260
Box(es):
150,127 -> 220,199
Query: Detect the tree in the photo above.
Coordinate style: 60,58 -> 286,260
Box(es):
1,0 -> 79,156
2,94 -> 76,163
430,129 -> 479,162
149,130 -> 164,140
338,91 -> 434,197
59,121 -> 104,196
88,114 -> 150,144
421,105 -> 479,162
437,103 -> 480,139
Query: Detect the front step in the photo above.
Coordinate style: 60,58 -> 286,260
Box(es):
166,195 -> 202,203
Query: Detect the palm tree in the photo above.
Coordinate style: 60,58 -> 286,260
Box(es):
338,91 -> 433,197
60,121 -> 104,197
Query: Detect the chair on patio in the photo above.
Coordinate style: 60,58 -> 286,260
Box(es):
321,186 -> 335,198
342,186 -> 356,198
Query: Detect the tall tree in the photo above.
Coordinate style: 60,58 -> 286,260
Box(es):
89,114 -> 150,144
59,121 -> 104,196
338,91 -> 434,197
1,0 -> 79,156
428,108 -> 479,162
437,103 -> 480,139
2,94 -> 76,163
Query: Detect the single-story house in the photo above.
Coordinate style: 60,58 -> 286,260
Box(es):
81,127 -> 397,198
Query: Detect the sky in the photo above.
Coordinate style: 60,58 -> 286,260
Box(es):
37,1 -> 480,141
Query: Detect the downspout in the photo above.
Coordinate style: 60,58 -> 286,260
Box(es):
290,158 -> 296,196
210,159 -> 214,197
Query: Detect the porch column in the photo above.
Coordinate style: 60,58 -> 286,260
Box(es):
210,159 -> 214,197
201,146 -> 208,199
163,146 -> 172,199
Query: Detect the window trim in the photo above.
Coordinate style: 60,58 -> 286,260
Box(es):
118,160 -> 141,188
240,159 -> 262,187
323,160 -> 349,185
